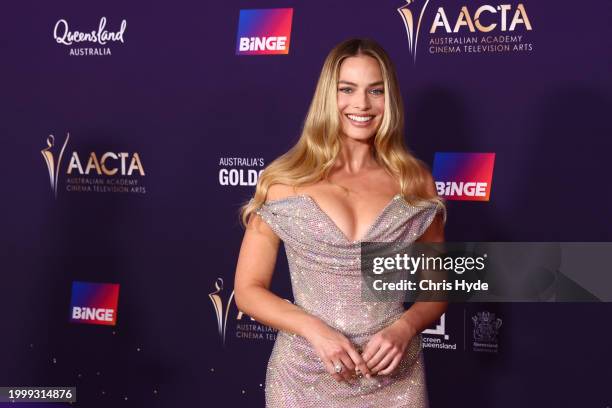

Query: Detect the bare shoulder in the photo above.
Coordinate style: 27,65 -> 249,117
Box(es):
265,183 -> 298,202
247,185 -> 288,243
422,171 -> 437,197
246,183 -> 298,242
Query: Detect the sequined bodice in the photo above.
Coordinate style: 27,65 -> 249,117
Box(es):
256,194 -> 442,339
256,194 -> 442,408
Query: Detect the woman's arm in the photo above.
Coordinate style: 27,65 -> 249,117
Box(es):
397,211 -> 448,336
234,184 -> 371,382
362,211 -> 448,375
398,175 -> 448,337
234,209 -> 320,338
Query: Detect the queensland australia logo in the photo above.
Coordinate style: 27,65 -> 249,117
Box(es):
70,281 -> 120,326
209,278 -> 277,346
53,16 -> 126,56
472,311 -> 502,353
236,8 -> 293,55
41,132 -> 146,198
397,1 -> 533,60
433,152 -> 495,201
218,156 -> 264,187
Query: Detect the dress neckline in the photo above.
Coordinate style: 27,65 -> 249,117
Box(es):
263,193 -> 404,244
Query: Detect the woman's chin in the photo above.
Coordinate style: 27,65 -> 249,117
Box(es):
341,130 -> 376,142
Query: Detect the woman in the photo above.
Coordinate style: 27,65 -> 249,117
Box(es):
235,38 -> 447,407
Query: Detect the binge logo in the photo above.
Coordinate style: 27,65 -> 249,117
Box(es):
70,281 -> 120,326
236,8 -> 293,55
433,152 -> 495,201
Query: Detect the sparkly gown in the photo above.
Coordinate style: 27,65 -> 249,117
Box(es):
255,193 -> 444,408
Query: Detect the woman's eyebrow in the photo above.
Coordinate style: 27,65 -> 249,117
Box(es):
338,80 -> 384,87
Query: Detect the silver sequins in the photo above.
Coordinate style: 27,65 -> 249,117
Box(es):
255,195 -> 442,407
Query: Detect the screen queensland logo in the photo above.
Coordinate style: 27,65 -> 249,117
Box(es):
421,313 -> 458,351
70,281 -> 120,326
397,1 -> 533,61
41,132 -> 147,198
53,16 -> 126,56
236,8 -> 293,55
433,152 -> 495,201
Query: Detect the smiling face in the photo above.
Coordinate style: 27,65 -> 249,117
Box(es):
336,54 -> 385,142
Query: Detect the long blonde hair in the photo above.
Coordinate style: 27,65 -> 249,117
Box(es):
240,38 -> 444,228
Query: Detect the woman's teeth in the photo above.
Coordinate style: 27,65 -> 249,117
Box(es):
347,115 -> 373,123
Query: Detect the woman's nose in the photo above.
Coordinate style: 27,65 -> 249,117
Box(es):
352,91 -> 371,110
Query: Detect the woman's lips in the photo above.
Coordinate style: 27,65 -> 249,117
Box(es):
345,114 -> 374,127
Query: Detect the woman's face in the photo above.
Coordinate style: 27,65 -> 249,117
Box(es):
336,54 -> 385,142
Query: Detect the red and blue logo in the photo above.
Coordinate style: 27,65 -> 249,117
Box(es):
236,8 -> 293,55
432,152 -> 496,201
70,281 -> 120,326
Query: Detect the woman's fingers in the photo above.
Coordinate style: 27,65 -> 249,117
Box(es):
378,353 -> 403,376
312,326 -> 393,382
325,344 -> 353,382
338,355 -> 356,381
360,340 -> 379,362
324,343 -> 369,382
344,344 -> 372,377
339,352 -> 355,372
324,360 -> 344,382
372,349 -> 397,374
365,344 -> 390,370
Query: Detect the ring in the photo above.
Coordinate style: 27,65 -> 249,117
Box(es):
334,364 -> 343,373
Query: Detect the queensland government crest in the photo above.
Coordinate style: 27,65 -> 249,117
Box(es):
472,311 -> 502,353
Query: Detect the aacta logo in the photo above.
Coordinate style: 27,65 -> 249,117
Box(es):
430,4 -> 532,34
398,2 -> 533,61
397,0 -> 432,63
66,150 -> 144,176
209,278 -> 281,345
41,133 -> 70,198
209,278 -> 235,345
70,281 -> 120,326
432,152 -> 495,201
41,133 -> 146,197
236,8 -> 293,55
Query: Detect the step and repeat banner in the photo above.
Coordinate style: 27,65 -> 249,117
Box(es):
1,0 -> 611,406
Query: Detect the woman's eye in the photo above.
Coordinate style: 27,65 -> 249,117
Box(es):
339,87 -> 353,94
369,88 -> 384,95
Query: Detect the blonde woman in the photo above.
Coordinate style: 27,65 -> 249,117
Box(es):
235,38 -> 447,407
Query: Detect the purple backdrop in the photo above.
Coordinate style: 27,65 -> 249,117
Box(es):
1,0 -> 611,406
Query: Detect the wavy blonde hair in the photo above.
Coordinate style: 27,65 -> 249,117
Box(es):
239,38 -> 444,228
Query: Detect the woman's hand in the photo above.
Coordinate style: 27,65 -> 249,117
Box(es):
361,318 -> 417,376
305,320 -> 372,383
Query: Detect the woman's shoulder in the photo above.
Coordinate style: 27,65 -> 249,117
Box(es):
422,171 -> 437,197
264,183 -> 300,203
